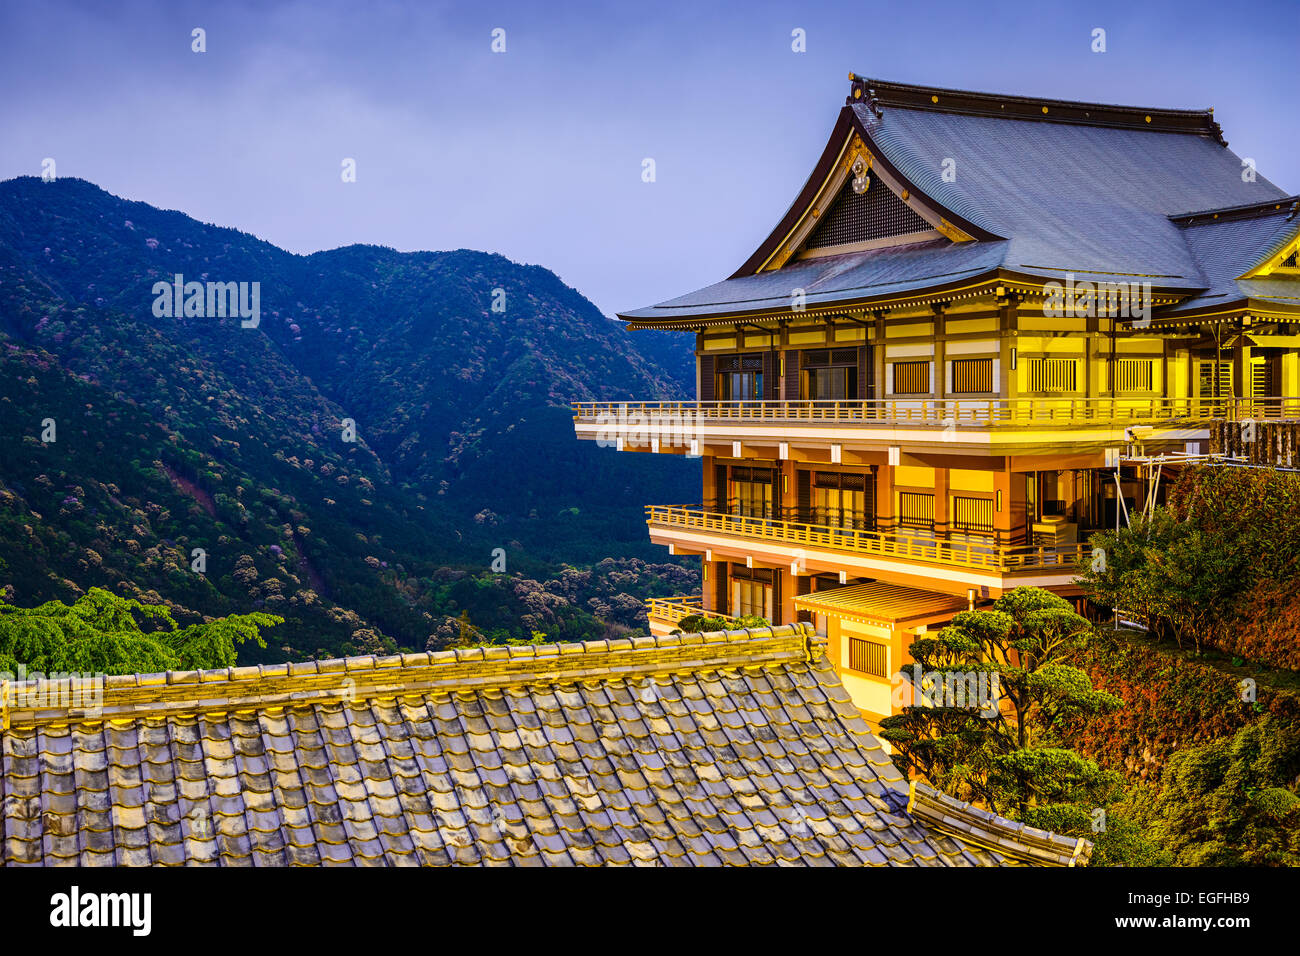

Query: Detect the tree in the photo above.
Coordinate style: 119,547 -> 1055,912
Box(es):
880,587 -> 1123,823
1080,466 -> 1300,666
0,587 -> 279,675
1079,509 -> 1234,652
673,613 -> 768,633
1145,714 -> 1300,866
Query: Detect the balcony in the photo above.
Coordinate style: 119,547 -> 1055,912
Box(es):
644,595 -> 744,636
646,504 -> 1089,596
574,397 -> 1300,457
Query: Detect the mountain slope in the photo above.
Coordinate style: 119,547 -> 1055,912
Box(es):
0,177 -> 697,659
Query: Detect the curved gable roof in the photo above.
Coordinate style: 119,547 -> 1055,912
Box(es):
618,77 -> 1294,325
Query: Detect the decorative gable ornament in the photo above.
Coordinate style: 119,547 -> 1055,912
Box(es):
851,156 -> 870,195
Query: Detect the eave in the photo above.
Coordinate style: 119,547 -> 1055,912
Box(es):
621,269 -> 1194,331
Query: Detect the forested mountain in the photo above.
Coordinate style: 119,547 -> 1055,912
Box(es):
0,176 -> 697,661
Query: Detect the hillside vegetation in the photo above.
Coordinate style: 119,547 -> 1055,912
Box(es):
0,177 -> 697,660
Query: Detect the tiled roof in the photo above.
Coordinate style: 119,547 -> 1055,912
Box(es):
0,625 -> 1089,866
793,581 -> 969,628
1161,202 -> 1300,317
618,77 -> 1296,323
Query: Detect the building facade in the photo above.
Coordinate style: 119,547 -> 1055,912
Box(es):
576,76 -> 1300,725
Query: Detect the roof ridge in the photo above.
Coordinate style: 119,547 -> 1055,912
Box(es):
0,623 -> 816,728
1170,196 -> 1300,227
908,780 -> 1093,867
847,74 -> 1225,142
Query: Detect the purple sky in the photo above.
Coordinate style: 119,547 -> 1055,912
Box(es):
3,0 -> 1297,317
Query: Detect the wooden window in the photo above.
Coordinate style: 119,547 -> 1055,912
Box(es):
733,579 -> 769,618
1026,358 -> 1077,393
1196,361 -> 1233,398
1250,358 -> 1274,398
898,492 -> 934,530
1114,359 -> 1154,392
952,496 -> 994,534
952,358 -> 993,394
848,637 -> 889,678
893,361 -> 930,394
801,349 -> 859,400
811,472 -> 872,530
715,353 -> 764,400
730,466 -> 775,518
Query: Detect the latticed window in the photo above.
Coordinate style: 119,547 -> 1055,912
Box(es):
1282,249 -> 1298,269
893,361 -> 930,394
1026,358 -> 1077,393
730,565 -> 774,620
730,466 -> 775,518
806,176 -> 932,250
716,353 -> 764,401
1251,358 -> 1274,398
1196,361 -> 1233,398
848,637 -> 889,678
898,492 -> 934,530
812,472 -> 869,529
952,496 -> 994,534
734,579 -> 769,618
952,358 -> 993,394
1114,359 -> 1154,392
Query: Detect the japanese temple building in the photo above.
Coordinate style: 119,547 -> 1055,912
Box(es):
574,75 -> 1300,724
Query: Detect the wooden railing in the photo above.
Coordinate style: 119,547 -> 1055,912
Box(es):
645,595 -> 743,628
646,504 -> 1089,575
575,397 -> 1300,429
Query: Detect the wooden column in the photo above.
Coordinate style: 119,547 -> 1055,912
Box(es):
873,310 -> 888,402
876,464 -> 895,534
932,303 -> 948,400
995,467 -> 1026,547
933,467 -> 950,537
997,292 -> 1020,401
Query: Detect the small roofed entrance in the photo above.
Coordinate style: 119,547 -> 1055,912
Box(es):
794,581 -> 970,727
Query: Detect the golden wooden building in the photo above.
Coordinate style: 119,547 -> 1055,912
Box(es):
575,75 -> 1300,724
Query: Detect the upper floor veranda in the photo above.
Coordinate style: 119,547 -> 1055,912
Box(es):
576,299 -> 1300,459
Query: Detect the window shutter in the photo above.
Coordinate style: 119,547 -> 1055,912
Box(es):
783,350 -> 800,400
698,355 -> 714,401
763,350 -> 777,400
797,469 -> 811,523
858,346 -> 871,399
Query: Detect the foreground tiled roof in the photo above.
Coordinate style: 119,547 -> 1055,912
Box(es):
0,625 -> 1089,866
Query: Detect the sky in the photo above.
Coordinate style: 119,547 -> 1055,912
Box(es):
2,0 -> 1297,318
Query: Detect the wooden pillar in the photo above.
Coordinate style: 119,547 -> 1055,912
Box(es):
933,303 -> 947,401
933,468 -> 950,537
780,460 -> 797,519
777,568 -> 797,627
998,292 -> 1020,400
877,464 -> 895,535
873,310 -> 888,402
995,467 -> 1026,547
